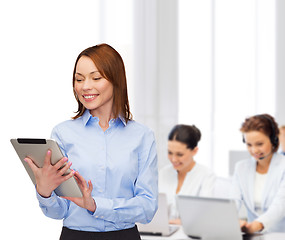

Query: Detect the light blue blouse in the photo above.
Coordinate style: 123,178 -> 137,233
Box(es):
36,110 -> 158,232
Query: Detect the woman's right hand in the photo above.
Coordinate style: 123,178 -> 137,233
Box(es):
24,150 -> 75,198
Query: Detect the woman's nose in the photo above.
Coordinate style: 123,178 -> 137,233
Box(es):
251,146 -> 259,154
170,156 -> 178,163
83,79 -> 92,91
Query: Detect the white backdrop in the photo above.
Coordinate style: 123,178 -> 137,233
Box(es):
1,0 -> 137,237
0,1 -> 117,239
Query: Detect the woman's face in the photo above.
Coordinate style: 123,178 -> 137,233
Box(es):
168,140 -> 198,172
243,130 -> 273,162
74,56 -> 114,116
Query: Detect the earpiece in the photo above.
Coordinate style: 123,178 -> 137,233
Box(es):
259,115 -> 279,149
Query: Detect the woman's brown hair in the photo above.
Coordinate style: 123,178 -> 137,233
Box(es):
72,43 -> 132,123
240,114 -> 279,152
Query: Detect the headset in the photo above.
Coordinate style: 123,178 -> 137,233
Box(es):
242,114 -> 279,150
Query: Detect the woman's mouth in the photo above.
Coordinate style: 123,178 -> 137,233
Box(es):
172,162 -> 181,168
253,153 -> 263,159
83,94 -> 98,102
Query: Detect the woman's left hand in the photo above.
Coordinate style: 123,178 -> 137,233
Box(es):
62,171 -> 96,213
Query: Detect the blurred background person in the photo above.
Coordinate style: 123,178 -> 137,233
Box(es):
279,125 -> 285,155
231,114 -> 285,233
159,124 -> 216,225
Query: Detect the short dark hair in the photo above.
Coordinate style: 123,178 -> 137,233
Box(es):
168,124 -> 201,150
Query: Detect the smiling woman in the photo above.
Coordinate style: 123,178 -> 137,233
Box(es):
23,43 -> 158,240
159,124 -> 216,225
231,114 -> 285,234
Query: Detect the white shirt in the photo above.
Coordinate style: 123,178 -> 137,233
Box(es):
159,163 -> 216,219
254,172 -> 267,215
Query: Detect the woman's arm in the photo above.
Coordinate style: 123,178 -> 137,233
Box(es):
255,177 -> 285,231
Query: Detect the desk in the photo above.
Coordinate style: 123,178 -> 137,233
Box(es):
141,226 -> 285,240
141,226 -> 186,239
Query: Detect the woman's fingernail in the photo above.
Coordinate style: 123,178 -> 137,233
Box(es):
24,158 -> 28,162
47,150 -> 51,155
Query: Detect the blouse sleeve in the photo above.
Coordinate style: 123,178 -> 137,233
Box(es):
230,165 -> 243,211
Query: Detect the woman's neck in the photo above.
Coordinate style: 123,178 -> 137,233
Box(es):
176,161 -> 196,194
90,108 -> 114,131
178,160 -> 196,176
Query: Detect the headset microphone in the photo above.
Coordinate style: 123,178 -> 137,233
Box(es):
258,152 -> 271,160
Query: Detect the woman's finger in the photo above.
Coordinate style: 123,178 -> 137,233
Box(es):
74,172 -> 88,189
54,156 -> 68,170
63,169 -> 76,182
88,180 -> 93,192
43,150 -> 52,167
24,157 -> 39,174
58,161 -> 72,176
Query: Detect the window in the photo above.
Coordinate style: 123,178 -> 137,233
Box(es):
178,0 -> 275,177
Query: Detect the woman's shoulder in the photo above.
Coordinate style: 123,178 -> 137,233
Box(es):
51,117 -> 84,136
125,120 -> 155,139
126,119 -> 153,132
235,158 -> 253,168
53,118 -> 79,129
271,153 -> 285,170
232,158 -> 255,177
194,163 -> 212,173
194,163 -> 215,177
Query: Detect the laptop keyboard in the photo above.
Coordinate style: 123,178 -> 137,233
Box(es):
243,233 -> 264,240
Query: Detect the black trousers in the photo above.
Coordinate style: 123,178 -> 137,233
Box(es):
59,225 -> 141,240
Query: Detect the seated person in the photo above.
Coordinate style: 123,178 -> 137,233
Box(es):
159,124 -> 216,225
231,114 -> 285,233
279,125 -> 285,155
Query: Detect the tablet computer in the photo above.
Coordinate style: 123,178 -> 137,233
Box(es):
10,138 -> 83,198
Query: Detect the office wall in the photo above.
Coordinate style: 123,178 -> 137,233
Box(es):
276,0 -> 285,126
133,0 -> 178,169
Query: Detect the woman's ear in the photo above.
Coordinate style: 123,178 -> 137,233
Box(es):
192,146 -> 199,156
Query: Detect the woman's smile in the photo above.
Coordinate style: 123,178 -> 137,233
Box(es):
82,94 -> 99,102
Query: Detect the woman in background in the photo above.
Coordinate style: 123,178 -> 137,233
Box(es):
278,125 -> 285,155
159,124 -> 216,225
231,114 -> 285,233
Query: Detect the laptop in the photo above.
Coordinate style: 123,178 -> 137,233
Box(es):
137,193 -> 179,236
176,195 -> 263,240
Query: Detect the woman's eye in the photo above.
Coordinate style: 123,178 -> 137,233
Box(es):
93,77 -> 102,81
75,79 -> 83,82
